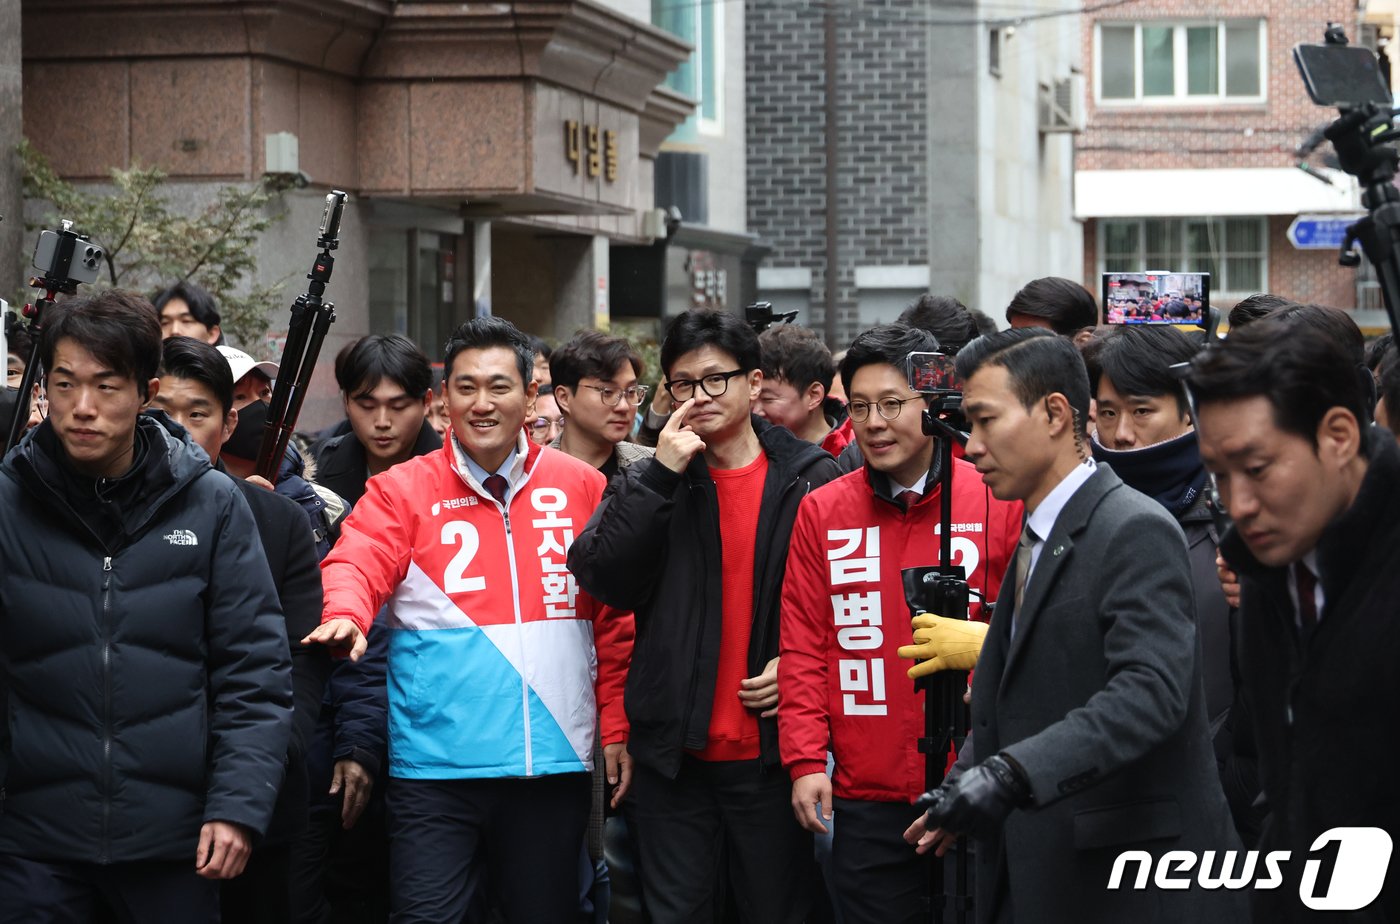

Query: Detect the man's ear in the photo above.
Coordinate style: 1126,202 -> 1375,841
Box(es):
554,384 -> 573,416
1317,406 -> 1362,469
748,369 -> 764,402
220,407 -> 239,447
803,381 -> 826,413
207,325 -> 222,346
1043,392 -> 1074,437
143,377 -> 162,408
421,390 -> 434,414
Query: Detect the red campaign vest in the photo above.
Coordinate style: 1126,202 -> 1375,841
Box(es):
778,459 -> 1023,803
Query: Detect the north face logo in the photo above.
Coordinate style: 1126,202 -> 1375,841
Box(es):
164,529 -> 198,547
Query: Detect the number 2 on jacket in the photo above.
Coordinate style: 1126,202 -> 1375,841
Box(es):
442,522 -> 486,593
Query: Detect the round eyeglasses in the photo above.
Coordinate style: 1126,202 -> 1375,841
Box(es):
582,384 -> 650,407
847,396 -> 923,423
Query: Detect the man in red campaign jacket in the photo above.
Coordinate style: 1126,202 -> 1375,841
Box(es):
778,324 -> 1021,924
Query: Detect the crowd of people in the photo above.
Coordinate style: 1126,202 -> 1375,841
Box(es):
0,273 -> 1395,924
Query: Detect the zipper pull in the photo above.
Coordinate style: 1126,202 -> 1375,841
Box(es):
103,556 -> 112,572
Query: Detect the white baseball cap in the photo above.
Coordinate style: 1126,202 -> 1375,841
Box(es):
217,345 -> 279,383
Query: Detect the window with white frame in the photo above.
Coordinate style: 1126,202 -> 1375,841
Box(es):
1097,21 -> 1264,103
1100,217 -> 1267,296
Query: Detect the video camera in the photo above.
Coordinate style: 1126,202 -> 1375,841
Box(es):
1291,26 -> 1400,336
5,220 -> 108,451
745,301 -> 798,334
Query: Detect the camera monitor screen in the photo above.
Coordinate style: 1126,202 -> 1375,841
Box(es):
1102,272 -> 1210,326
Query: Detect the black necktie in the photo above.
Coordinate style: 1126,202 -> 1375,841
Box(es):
484,474 -> 509,505
1295,561 -> 1318,634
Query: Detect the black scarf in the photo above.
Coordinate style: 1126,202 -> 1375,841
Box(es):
1091,429 -> 1206,519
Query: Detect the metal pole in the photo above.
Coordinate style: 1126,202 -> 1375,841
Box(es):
823,0 -> 839,348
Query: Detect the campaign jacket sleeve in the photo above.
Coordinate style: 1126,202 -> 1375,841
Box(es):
321,473 -> 415,635
1000,509 -> 1196,809
979,496 -> 1023,620
329,620 -> 390,780
588,593 -> 634,746
778,496 -> 832,782
568,458 -> 684,613
279,506 -> 331,761
203,483 -> 294,835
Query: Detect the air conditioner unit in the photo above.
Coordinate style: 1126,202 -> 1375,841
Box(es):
1039,74 -> 1086,134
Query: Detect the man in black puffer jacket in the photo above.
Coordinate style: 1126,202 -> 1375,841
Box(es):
0,292 -> 292,923
570,310 -> 838,924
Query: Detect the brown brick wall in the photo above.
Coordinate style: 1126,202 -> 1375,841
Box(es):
1265,214 -> 1358,308
1078,1 -> 1354,173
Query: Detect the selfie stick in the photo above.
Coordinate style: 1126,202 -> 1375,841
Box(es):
255,191 -> 347,483
902,395 -> 973,924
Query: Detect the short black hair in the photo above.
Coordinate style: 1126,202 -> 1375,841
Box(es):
1380,349 -> 1400,431
528,335 -> 552,360
1227,292 -> 1294,330
660,309 -> 761,379
897,295 -> 980,355
1263,303 -> 1365,366
839,324 -> 939,396
549,330 -> 643,392
1186,319 -> 1370,453
5,311 -> 32,361
760,324 -> 836,396
160,335 -> 234,415
956,327 -> 1091,441
335,335 -> 434,400
1366,332 -> 1394,374
1005,277 -> 1098,337
444,316 -> 535,387
1080,326 -> 1199,416
968,308 -> 999,337
41,290 -> 162,399
152,280 -> 223,341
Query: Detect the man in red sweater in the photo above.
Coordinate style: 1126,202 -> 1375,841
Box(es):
570,310 -> 839,923
778,324 -> 1022,924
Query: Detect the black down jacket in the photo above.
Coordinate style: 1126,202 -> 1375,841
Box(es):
569,415 -> 839,778
0,412 -> 293,863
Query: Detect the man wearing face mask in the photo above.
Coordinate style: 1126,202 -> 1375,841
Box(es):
217,346 -> 347,559
1080,326 -> 1257,842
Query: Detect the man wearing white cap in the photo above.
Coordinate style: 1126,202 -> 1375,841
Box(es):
215,345 -> 347,559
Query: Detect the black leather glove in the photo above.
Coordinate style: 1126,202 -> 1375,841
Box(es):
917,753 -> 1032,839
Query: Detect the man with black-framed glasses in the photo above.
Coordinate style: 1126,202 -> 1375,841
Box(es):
549,331 -> 655,480
571,309 -> 838,923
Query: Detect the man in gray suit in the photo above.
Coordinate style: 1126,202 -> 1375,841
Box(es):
906,328 -> 1242,922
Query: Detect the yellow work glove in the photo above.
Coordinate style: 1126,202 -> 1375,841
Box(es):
896,613 -> 989,679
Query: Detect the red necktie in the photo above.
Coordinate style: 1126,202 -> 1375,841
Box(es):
898,490 -> 921,511
484,474 -> 509,505
1295,561 -> 1318,634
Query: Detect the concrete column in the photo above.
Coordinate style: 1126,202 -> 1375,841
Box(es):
0,0 -> 23,300
473,219 -> 492,317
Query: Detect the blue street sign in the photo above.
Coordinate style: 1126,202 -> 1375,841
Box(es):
1287,216 -> 1358,250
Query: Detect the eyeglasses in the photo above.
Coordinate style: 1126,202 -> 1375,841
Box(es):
530,415 -> 564,434
847,396 -> 923,423
582,384 -> 650,407
665,369 -> 746,402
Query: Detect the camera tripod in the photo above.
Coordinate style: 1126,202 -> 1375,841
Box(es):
901,393 -> 974,924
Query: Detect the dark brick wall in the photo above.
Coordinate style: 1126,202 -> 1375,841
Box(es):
746,0 -> 929,344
